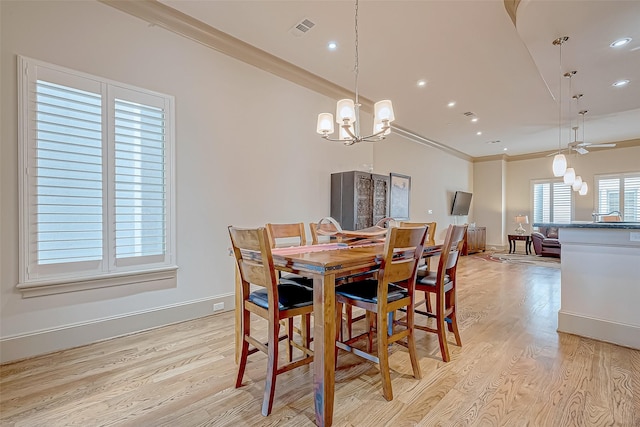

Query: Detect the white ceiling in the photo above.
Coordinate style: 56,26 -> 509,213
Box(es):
161,0 -> 640,158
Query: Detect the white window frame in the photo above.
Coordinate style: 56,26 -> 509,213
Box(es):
594,172 -> 640,221
17,56 -> 177,297
531,179 -> 574,224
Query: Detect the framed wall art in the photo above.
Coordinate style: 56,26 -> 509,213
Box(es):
389,173 -> 410,220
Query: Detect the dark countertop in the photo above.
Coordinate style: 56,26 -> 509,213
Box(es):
533,222 -> 640,230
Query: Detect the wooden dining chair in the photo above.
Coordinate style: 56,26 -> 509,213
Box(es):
334,226 -> 427,401
399,221 -> 437,311
309,221 -> 342,245
229,226 -> 314,416
405,224 -> 466,362
265,222 -> 314,360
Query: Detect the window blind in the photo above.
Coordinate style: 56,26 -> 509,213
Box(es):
114,99 -> 166,259
596,174 -> 640,221
532,180 -> 572,223
34,80 -> 103,265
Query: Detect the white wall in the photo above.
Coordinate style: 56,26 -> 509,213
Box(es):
0,1 -> 472,362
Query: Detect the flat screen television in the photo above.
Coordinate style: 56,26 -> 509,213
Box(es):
451,191 -> 472,216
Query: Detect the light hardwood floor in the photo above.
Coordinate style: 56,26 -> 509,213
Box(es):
1,255 -> 639,426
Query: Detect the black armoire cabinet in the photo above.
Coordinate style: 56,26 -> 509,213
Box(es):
330,171 -> 389,230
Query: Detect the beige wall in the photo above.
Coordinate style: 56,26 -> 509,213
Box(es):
506,144 -> 640,223
373,136 -> 473,243
473,159 -> 506,248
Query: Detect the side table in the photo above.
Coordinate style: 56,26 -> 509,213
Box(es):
508,234 -> 532,255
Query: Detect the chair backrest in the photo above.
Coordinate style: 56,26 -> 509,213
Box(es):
265,223 -> 307,248
377,226 -> 428,302
399,221 -> 437,246
435,224 -> 467,283
229,226 -> 279,302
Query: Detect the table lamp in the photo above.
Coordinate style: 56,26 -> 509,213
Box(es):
515,215 -> 529,235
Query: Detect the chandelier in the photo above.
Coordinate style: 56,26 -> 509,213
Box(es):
316,0 -> 395,145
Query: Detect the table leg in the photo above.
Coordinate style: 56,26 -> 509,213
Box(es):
509,240 -> 513,253
313,273 -> 336,427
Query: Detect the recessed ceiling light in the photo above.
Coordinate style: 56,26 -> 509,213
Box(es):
476,131 -> 482,136
612,79 -> 630,87
328,42 -> 337,50
610,38 -> 632,48
417,80 -> 427,87
447,101 -> 456,108
471,117 -> 479,123
503,147 -> 508,151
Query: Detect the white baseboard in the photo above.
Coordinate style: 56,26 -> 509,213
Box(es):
0,294 -> 235,364
558,310 -> 640,350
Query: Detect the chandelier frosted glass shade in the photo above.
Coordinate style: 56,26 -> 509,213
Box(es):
374,100 -> 394,122
572,175 -> 583,191
552,153 -> 567,177
336,99 -> 356,124
563,167 -> 576,185
316,113 -> 334,134
579,182 -> 588,195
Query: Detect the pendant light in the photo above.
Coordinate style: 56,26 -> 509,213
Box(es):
316,0 -> 395,145
552,37 -> 569,177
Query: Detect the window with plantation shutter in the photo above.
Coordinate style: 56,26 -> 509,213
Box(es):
18,56 -> 176,296
595,173 -> 640,221
532,180 -> 573,224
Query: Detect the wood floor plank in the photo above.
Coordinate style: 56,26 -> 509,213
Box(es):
1,255 -> 639,427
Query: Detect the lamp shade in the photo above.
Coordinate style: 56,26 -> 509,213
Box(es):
374,100 -> 395,123
336,99 -> 356,124
579,182 -> 588,195
316,113 -> 334,134
515,215 -> 529,224
572,175 -> 583,191
563,167 -> 575,185
552,154 -> 567,177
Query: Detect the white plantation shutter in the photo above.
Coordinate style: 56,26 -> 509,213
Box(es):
34,81 -> 104,265
114,98 -> 166,260
532,180 -> 573,224
19,56 -> 175,292
596,174 -> 640,221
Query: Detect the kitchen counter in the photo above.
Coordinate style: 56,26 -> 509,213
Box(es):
534,223 -> 640,349
533,221 -> 640,229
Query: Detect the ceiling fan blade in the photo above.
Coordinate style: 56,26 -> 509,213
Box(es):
588,143 -> 617,148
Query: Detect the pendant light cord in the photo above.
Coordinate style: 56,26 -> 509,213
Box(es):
354,0 -> 359,106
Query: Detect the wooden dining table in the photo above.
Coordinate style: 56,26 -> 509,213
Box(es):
234,241 -> 442,427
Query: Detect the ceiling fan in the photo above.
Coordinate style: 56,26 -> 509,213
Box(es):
567,110 -> 616,154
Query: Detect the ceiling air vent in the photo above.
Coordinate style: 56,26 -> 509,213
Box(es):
463,112 -> 474,117
290,18 -> 315,37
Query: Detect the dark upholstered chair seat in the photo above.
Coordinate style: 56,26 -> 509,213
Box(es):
280,273 -> 314,289
417,271 -> 453,292
336,279 -> 408,304
249,282 -> 313,310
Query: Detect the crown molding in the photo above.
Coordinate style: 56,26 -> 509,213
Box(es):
99,0 -> 375,110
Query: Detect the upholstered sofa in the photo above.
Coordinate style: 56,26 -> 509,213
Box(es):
531,226 -> 561,258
